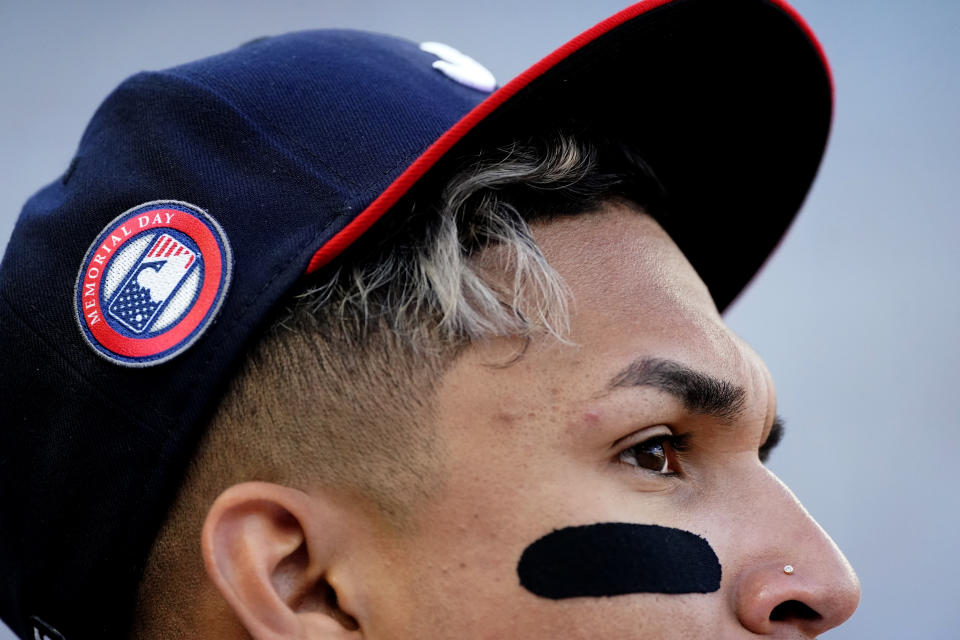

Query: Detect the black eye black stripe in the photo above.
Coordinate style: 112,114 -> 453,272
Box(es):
518,522 -> 722,599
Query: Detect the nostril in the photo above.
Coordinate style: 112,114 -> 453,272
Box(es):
769,600 -> 822,623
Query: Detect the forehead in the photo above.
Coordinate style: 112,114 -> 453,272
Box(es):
427,202 -> 776,511
442,204 -> 774,433
531,205 -> 713,304
528,205 -> 747,379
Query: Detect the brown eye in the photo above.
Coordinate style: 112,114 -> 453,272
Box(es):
619,436 -> 669,473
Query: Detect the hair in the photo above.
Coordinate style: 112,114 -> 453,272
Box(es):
131,132 -> 662,638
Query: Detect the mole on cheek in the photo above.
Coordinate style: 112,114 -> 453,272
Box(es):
517,523 -> 721,599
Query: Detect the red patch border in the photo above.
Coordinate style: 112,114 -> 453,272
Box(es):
74,200 -> 232,366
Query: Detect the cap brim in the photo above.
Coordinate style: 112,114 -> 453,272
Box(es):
307,0 -> 832,312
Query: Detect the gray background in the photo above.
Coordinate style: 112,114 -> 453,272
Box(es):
1,0 -> 957,638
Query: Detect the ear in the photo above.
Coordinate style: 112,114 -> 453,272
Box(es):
201,481 -> 364,639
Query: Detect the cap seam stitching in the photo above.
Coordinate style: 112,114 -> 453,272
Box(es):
153,69 -> 428,196
147,69 -> 361,192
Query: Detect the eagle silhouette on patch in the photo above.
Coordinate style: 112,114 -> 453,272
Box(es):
107,233 -> 198,333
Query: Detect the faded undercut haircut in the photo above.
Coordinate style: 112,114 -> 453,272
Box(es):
133,132 -> 663,637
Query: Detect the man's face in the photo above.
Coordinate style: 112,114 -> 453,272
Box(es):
363,205 -> 860,638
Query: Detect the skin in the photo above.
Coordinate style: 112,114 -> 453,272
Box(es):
201,204 -> 860,639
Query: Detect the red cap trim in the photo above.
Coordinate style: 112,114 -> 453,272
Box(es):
305,0 -> 832,274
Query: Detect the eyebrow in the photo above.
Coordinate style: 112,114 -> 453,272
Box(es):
607,357 -> 746,422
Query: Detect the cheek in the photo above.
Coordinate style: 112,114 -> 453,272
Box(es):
517,522 -> 722,599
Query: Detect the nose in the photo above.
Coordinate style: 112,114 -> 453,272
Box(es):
733,472 -> 861,636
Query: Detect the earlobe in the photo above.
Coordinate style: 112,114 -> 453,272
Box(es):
201,481 -> 364,639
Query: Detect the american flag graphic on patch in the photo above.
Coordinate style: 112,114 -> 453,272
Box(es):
107,233 -> 198,333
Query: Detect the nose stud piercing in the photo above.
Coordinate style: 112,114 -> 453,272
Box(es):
783,565 -> 795,575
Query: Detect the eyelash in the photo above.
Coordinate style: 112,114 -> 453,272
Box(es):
759,418 -> 785,464
616,431 -> 691,478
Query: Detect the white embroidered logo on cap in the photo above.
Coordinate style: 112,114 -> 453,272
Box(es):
420,41 -> 497,93
29,617 -> 65,640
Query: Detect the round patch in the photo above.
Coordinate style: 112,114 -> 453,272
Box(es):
74,200 -> 232,367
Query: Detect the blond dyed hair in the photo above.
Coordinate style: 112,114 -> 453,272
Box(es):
132,133 -> 661,638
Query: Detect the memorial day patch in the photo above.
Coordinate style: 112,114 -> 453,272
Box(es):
74,200 -> 232,367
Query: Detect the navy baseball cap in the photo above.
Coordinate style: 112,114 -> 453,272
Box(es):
0,0 -> 831,637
